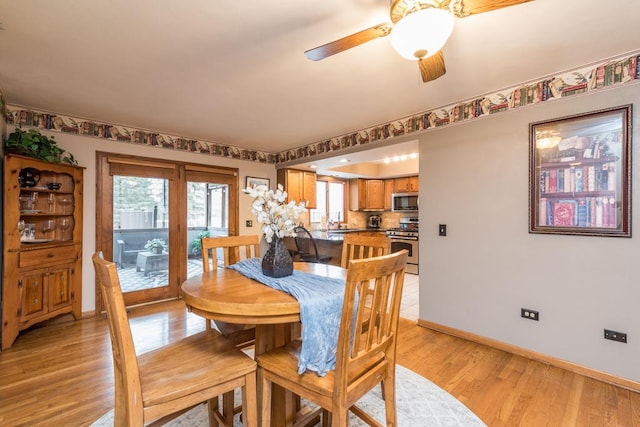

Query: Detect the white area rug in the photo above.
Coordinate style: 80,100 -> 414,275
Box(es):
91,364 -> 485,426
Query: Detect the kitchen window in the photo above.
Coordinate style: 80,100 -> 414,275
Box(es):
310,178 -> 346,225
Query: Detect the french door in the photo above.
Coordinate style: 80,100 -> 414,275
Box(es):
96,153 -> 238,310
185,166 -> 237,280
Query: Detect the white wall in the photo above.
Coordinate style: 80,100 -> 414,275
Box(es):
331,157 -> 419,178
5,126 -> 277,313
419,83 -> 640,382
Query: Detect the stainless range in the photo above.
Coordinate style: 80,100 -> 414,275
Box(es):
386,217 -> 419,274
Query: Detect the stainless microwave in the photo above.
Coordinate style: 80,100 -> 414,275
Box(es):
391,192 -> 419,212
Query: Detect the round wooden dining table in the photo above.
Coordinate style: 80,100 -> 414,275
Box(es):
181,261 -> 346,426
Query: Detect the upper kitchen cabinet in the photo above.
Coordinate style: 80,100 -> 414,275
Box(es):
277,168 -> 317,209
349,179 -> 385,211
394,176 -> 419,193
384,179 -> 394,211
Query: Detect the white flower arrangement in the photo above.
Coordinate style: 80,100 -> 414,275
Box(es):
243,184 -> 307,243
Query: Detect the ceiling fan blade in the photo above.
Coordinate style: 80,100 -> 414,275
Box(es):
418,51 -> 446,83
452,0 -> 534,17
304,23 -> 393,61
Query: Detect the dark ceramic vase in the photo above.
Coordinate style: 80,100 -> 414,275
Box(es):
262,237 -> 293,278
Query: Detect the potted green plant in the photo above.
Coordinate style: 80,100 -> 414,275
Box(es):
4,128 -> 77,165
144,239 -> 166,254
191,229 -> 211,256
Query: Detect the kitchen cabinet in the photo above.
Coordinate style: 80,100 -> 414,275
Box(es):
394,176 -> 419,193
349,179 -> 384,211
365,179 -> 385,210
2,154 -> 84,350
384,179 -> 395,211
277,168 -> 317,209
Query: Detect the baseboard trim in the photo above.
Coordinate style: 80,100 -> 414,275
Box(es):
81,310 -> 96,318
417,319 -> 640,393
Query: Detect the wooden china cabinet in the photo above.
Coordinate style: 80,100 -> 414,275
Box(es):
2,154 -> 84,350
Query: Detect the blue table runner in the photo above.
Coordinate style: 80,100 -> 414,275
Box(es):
227,258 -> 346,376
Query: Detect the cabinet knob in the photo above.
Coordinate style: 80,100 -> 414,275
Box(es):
47,253 -> 55,258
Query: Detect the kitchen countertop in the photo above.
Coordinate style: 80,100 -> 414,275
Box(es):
307,228 -> 386,241
285,228 -> 386,267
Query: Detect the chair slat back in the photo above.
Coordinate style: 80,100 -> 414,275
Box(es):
92,253 -> 144,425
340,233 -> 391,268
334,250 -> 408,394
201,235 -> 260,272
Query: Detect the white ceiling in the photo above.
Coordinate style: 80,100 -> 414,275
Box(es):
0,0 -> 638,167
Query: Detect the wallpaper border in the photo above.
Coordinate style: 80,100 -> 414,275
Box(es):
281,50 -> 640,163
5,106 -> 277,164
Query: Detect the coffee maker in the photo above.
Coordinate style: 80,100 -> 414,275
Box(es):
367,214 -> 382,229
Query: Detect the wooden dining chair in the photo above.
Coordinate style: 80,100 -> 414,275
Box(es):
92,252 -> 257,427
200,235 -> 260,423
201,235 -> 261,272
201,235 -> 260,347
257,250 -> 409,427
341,233 -> 391,332
340,233 -> 391,268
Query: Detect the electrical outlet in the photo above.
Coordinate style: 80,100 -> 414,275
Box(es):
521,308 -> 539,321
246,220 -> 253,227
604,329 -> 627,343
439,224 -> 447,236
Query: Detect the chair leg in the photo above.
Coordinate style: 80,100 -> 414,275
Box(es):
381,376 -> 397,426
330,407 -> 349,427
208,397 -> 221,427
206,393 -> 234,427
322,409 -> 331,427
259,369 -> 272,427
222,392 -> 235,426
242,372 -> 258,427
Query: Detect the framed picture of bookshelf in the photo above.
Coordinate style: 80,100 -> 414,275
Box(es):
529,105 -> 632,237
245,176 -> 270,189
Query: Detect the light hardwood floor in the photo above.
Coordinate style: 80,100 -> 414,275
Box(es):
0,299 -> 638,426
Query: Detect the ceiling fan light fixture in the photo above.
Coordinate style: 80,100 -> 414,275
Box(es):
389,8 -> 454,60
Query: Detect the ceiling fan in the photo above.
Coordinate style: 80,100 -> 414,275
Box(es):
304,0 -> 534,83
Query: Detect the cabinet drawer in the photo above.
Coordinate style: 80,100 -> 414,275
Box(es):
20,246 -> 76,268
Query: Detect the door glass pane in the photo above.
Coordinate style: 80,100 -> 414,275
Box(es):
113,176 -> 169,293
187,182 -> 229,279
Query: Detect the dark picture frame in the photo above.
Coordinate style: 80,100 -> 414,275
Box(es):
245,176 -> 270,189
529,105 -> 632,237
